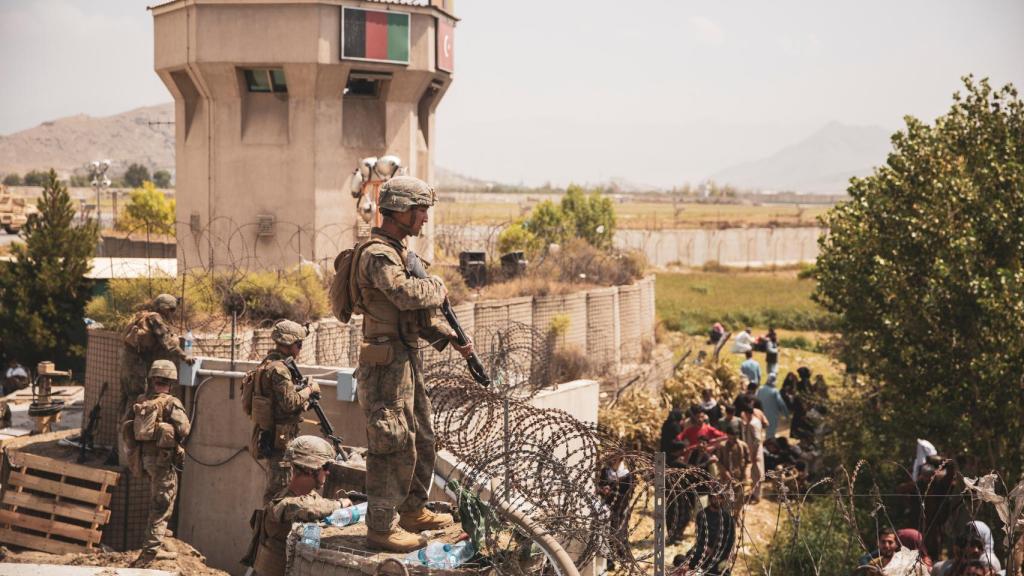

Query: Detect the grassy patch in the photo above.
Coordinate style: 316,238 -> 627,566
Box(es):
656,271 -> 835,334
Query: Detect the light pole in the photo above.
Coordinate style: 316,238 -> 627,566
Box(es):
88,160 -> 111,227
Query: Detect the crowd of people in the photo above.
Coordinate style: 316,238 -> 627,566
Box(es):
595,325 -> 833,575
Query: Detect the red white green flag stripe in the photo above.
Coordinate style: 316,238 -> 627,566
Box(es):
342,7 -> 409,64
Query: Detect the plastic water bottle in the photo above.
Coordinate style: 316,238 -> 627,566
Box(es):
405,542 -> 451,568
326,502 -> 367,527
446,540 -> 475,568
300,523 -> 321,549
183,330 -> 194,356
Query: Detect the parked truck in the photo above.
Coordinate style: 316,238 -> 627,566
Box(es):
0,186 -> 37,234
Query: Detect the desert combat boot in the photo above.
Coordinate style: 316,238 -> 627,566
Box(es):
399,507 -> 454,533
367,527 -> 426,553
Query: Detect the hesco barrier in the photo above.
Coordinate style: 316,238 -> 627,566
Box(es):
82,279 -> 658,399
250,327 -> 275,360
422,301 -> 475,371
316,319 -> 349,366
532,292 -> 587,353
473,296 -> 532,360
195,330 -> 253,362
83,329 -> 124,447
617,283 -> 643,364
639,276 -> 656,339
586,286 -> 621,374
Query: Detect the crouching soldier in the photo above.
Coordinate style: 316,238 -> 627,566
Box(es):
125,360 -> 191,566
246,436 -> 352,576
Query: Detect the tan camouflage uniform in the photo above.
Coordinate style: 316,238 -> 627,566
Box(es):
120,307 -> 188,407
354,227 -> 451,533
254,350 -> 313,505
253,488 -> 345,576
135,389 -> 190,555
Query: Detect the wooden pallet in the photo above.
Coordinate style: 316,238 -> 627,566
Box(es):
0,449 -> 119,554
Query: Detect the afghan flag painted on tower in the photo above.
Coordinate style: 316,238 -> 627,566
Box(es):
342,7 -> 410,64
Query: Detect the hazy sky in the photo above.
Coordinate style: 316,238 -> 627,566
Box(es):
2,0 -> 1022,187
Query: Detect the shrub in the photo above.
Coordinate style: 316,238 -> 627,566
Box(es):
230,265 -> 328,325
3,173 -> 22,186
23,170 -> 48,187
550,345 -> 591,384
115,181 -> 176,235
496,220 -> 541,256
754,497 -> 864,576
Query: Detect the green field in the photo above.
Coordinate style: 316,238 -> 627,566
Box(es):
655,271 -> 834,335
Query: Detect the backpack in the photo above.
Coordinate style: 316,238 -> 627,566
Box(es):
123,311 -> 160,353
241,360 -> 276,431
132,395 -> 172,442
330,239 -> 383,323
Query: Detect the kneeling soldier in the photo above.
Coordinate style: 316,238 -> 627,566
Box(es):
128,360 -> 191,566
249,436 -> 352,576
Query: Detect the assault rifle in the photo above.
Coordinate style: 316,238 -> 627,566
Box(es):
406,251 -> 491,387
78,382 -> 108,463
282,357 -> 348,461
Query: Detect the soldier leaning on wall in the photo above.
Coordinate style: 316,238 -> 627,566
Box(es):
243,436 -> 351,576
350,176 -> 474,552
122,359 -> 191,567
245,319 -> 321,505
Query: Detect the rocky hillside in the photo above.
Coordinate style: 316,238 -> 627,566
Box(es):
0,103 -> 175,178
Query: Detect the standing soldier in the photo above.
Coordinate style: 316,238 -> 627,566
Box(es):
120,294 -> 193,407
249,319 -> 320,505
126,360 -> 191,566
352,176 -> 473,552
246,436 -> 352,576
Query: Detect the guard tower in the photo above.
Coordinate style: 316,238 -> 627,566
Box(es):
151,0 -> 457,270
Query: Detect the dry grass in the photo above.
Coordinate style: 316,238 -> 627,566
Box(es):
437,201 -> 829,230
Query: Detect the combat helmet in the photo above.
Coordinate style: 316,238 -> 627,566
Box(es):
152,293 -> 178,312
148,359 -> 177,381
284,435 -> 335,469
271,319 -> 307,346
378,176 -> 436,213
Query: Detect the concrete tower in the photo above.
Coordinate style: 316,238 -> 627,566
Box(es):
151,0 -> 456,270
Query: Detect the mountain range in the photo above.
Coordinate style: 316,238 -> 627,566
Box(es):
711,121 -> 893,195
0,104 -> 892,195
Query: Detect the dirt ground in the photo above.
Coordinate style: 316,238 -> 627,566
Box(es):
0,536 -> 229,576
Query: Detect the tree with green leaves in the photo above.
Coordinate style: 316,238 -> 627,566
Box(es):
815,77 -> 1024,476
123,163 -> 151,188
152,169 -> 173,189
2,173 -> 22,186
560,184 -> 616,249
115,181 -> 176,235
0,169 -> 98,373
23,169 -> 48,187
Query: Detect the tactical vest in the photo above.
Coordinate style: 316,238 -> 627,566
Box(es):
355,236 -> 431,346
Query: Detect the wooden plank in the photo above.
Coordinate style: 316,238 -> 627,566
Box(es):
1,491 -> 110,525
0,526 -> 90,555
7,472 -> 111,507
7,451 -> 120,486
0,509 -> 101,544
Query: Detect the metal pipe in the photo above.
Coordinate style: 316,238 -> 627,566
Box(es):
436,456 -> 581,576
194,367 -> 335,388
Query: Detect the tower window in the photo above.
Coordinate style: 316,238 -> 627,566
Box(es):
244,68 -> 287,93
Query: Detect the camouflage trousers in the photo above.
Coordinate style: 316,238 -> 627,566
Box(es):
263,448 -> 292,506
356,344 -> 435,533
141,454 -> 178,554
